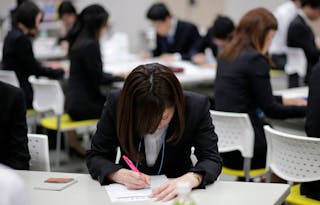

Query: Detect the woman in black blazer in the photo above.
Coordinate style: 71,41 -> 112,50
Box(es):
0,81 -> 30,170
301,61 -> 320,200
86,63 -> 222,201
215,8 -> 306,170
2,1 -> 65,109
66,4 -> 123,121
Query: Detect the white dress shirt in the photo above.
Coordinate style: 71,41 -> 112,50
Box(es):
269,1 -> 298,54
144,125 -> 168,167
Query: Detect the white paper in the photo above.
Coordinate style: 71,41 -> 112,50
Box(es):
105,175 -> 168,202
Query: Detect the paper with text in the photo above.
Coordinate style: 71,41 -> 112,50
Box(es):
105,175 -> 168,202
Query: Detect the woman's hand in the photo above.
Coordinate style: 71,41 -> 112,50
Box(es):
108,168 -> 150,190
150,172 -> 202,202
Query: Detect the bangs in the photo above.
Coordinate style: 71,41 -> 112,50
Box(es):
134,94 -> 166,136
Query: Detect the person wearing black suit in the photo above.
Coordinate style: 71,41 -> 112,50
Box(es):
287,0 -> 320,87
146,3 -> 200,61
0,81 -> 30,170
65,5 -> 124,156
215,8 -> 306,170
300,62 -> 320,201
86,63 -> 222,201
191,15 -> 235,67
66,5 -> 123,121
2,1 -> 65,109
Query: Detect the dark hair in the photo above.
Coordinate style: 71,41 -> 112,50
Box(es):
13,1 -> 42,29
301,0 -> 320,8
210,15 -> 235,40
219,8 -> 278,61
58,1 -> 77,19
66,4 -> 108,51
146,3 -> 171,21
117,63 -> 185,162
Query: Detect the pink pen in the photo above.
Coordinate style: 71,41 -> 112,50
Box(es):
122,155 -> 140,173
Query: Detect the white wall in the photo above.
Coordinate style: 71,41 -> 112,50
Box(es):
224,0 -> 286,22
75,0 -> 155,52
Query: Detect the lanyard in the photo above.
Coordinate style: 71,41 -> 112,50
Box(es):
135,135 -> 166,175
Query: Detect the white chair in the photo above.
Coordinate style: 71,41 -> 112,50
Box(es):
28,76 -> 98,168
264,125 -> 320,204
0,70 -> 20,87
28,134 -> 50,171
285,47 -> 307,78
210,110 -> 266,181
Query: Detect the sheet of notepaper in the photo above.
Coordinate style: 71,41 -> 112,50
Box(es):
105,175 -> 168,202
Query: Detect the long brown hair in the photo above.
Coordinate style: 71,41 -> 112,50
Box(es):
219,7 -> 278,61
117,63 -> 185,162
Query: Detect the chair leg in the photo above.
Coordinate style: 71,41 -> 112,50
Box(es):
55,115 -> 61,169
243,158 -> 251,182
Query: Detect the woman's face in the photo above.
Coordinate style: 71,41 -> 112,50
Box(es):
262,29 -> 276,54
156,106 -> 175,130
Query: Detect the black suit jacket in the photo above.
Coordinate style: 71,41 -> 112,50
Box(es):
301,62 -> 320,199
215,49 -> 306,165
190,28 -> 218,58
153,20 -> 201,60
2,27 -> 65,108
0,82 -> 30,169
66,39 -> 123,121
86,91 -> 222,186
287,14 -> 320,83
306,61 -> 320,137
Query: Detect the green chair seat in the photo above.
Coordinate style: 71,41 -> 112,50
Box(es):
286,184 -> 320,205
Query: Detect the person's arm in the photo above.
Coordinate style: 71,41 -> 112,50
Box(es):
151,96 -> 222,201
181,25 -> 201,60
7,88 -> 30,170
152,35 -> 162,57
86,92 -> 149,187
86,92 -> 122,185
16,36 -> 65,79
249,54 -> 306,119
189,96 -> 222,187
287,22 -> 320,62
306,63 -> 320,137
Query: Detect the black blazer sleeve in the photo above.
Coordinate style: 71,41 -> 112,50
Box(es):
306,62 -> 320,137
83,42 -> 123,86
7,87 -> 30,170
249,54 -> 306,118
188,95 -> 222,186
16,35 -> 65,79
287,17 -> 320,63
86,92 -> 122,185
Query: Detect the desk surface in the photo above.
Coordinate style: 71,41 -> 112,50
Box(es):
17,170 -> 290,205
104,60 -> 216,87
273,86 -> 308,99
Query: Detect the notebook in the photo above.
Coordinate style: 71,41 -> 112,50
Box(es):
34,178 -> 77,191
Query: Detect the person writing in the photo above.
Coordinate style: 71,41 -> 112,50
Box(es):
86,63 -> 222,201
215,8 -> 306,171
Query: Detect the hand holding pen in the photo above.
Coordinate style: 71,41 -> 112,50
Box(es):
107,155 -> 150,190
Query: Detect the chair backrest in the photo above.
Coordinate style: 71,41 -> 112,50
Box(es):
210,110 -> 255,158
28,134 -> 50,171
28,76 -> 64,115
0,70 -> 20,87
264,125 -> 320,182
285,47 -> 307,77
